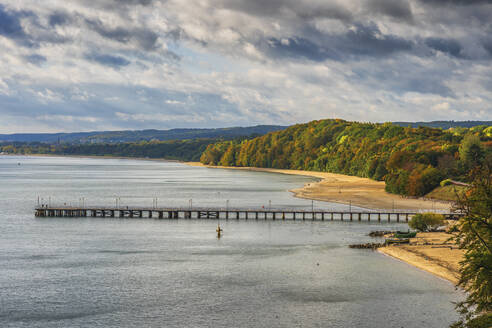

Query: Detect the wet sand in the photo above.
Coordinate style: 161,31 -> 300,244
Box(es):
379,232 -> 463,284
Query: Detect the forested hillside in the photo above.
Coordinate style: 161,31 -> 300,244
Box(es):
0,139 -> 215,162
200,119 -> 492,197
0,125 -> 286,144
393,120 -> 492,129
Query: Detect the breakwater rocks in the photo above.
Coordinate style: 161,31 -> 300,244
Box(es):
368,230 -> 396,237
349,242 -> 385,249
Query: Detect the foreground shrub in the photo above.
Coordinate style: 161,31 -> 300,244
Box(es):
408,213 -> 445,232
450,313 -> 492,328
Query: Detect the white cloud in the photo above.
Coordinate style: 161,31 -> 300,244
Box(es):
0,78 -> 10,95
35,89 -> 64,103
165,99 -> 185,105
36,114 -> 99,123
431,102 -> 450,112
0,0 -> 491,133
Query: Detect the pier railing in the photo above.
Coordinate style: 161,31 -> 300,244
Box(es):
35,205 -> 464,223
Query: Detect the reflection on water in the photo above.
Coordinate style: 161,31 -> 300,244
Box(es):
0,156 -> 462,328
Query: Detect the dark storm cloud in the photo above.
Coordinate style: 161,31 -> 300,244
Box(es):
343,23 -> 413,56
220,0 -> 353,21
425,37 -> 464,58
405,78 -> 454,96
266,37 -> 339,62
0,5 -> 70,48
85,18 -> 159,50
266,23 -> 413,62
85,53 -> 131,68
421,0 -> 492,6
0,4 -> 34,47
367,0 -> 414,21
484,39 -> 492,56
1,0 -> 491,132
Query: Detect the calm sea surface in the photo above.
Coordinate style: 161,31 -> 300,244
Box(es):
0,155 -> 462,327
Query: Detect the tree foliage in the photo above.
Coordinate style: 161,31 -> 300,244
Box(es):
452,154 -> 492,326
408,213 -> 445,232
200,119 -> 492,197
0,139 -> 218,162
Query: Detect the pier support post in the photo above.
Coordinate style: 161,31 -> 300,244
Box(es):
358,213 -> 361,221
302,212 -> 305,220
378,213 -> 381,222
405,214 -> 409,222
282,212 -> 285,220
397,214 -> 400,222
387,214 -> 391,222
350,213 -> 353,221
321,213 -> 324,221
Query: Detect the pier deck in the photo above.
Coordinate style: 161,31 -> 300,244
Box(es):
35,206 -> 463,223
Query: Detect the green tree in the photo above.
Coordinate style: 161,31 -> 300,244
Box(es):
459,135 -> 484,167
408,213 -> 446,232
452,155 -> 492,327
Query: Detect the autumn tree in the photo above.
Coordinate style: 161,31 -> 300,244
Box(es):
452,154 -> 492,327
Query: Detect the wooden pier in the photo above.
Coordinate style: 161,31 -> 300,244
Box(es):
35,206 -> 463,223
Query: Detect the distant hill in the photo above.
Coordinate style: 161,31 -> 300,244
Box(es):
200,119 -> 491,198
393,121 -> 492,129
0,125 -> 288,144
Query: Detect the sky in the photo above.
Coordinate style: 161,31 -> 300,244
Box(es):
0,0 -> 491,133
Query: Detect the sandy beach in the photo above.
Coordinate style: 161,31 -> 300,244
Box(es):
379,232 -> 463,284
187,162 -> 453,211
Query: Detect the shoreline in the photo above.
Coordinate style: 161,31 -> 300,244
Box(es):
378,232 -> 462,285
8,154 -> 460,284
1,153 -> 181,163
188,163 -> 462,285
9,154 -> 453,211
186,162 -> 453,211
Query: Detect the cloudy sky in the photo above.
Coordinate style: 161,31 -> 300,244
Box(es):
0,0 -> 491,133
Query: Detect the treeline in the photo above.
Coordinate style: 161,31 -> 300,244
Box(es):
200,119 -> 492,197
0,125 -> 286,144
0,139 -> 215,162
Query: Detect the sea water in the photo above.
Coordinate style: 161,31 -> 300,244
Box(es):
0,155 -> 462,327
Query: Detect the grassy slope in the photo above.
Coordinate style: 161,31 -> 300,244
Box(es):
425,185 -> 467,202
